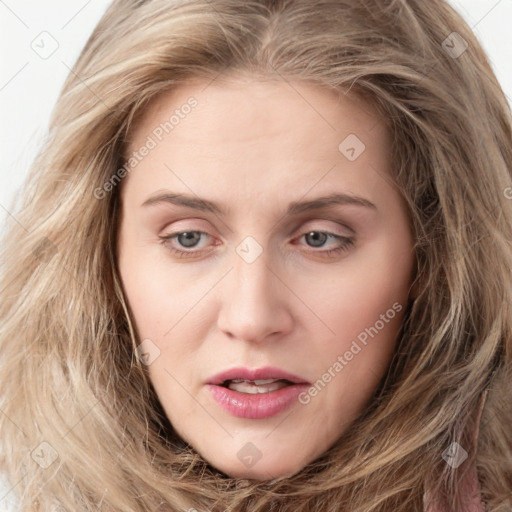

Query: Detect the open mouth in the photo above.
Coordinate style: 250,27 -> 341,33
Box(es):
220,378 -> 294,394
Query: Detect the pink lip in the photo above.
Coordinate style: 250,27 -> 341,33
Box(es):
205,366 -> 310,419
206,366 -> 310,386
207,383 -> 310,419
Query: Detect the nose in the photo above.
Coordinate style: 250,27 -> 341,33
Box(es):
216,246 -> 294,344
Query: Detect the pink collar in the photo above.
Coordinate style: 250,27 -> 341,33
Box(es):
424,461 -> 485,512
424,389 -> 488,511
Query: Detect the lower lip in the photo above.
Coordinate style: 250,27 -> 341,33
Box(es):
207,383 -> 310,419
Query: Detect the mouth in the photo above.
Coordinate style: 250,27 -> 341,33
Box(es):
206,367 -> 311,419
207,366 -> 310,389
207,380 -> 310,419
218,378 -> 295,394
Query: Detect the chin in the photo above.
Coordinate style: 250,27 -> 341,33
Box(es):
208,454 -> 307,481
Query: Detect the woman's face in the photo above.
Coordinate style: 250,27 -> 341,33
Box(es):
117,74 -> 417,480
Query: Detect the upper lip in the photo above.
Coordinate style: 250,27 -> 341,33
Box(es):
207,366 -> 310,385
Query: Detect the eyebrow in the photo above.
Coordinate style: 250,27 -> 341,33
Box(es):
141,191 -> 377,215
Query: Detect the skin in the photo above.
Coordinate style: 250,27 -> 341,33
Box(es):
117,72 -> 417,481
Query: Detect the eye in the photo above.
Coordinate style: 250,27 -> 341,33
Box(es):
296,231 -> 355,258
158,231 -> 213,258
158,229 -> 355,259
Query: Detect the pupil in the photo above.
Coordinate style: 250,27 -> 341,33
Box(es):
306,231 -> 327,248
178,232 -> 200,248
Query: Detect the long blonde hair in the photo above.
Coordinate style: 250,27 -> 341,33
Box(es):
1,1 -> 511,510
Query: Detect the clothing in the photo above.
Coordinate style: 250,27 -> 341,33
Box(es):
424,389 -> 488,512
424,461 -> 485,512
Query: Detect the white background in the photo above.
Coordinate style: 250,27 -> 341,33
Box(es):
0,0 -> 511,508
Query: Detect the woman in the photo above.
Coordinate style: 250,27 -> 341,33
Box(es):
1,0 -> 511,510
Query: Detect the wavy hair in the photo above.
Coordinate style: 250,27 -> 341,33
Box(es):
1,0 -> 511,510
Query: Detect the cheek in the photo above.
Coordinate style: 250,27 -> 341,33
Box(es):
118,239 -> 210,370
121,271 -> 160,332
117,234 -> 171,337
119,241 -> 212,324
307,236 -> 412,392
313,274 -> 406,424
314,253 -> 411,341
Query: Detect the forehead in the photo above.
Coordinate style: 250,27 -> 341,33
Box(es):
120,75 -> 394,212
125,74 -> 386,155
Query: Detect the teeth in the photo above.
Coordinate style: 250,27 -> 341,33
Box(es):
229,378 -> 285,385
237,378 -> 279,385
226,379 -> 291,394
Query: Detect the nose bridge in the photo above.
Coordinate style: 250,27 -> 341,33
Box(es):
216,235 -> 293,342
234,237 -> 274,300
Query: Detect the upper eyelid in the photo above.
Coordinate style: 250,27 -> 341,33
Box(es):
160,227 -> 350,240
160,229 -> 351,248
160,217 -> 355,236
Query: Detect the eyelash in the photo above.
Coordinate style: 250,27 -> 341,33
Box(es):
158,230 -> 355,259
